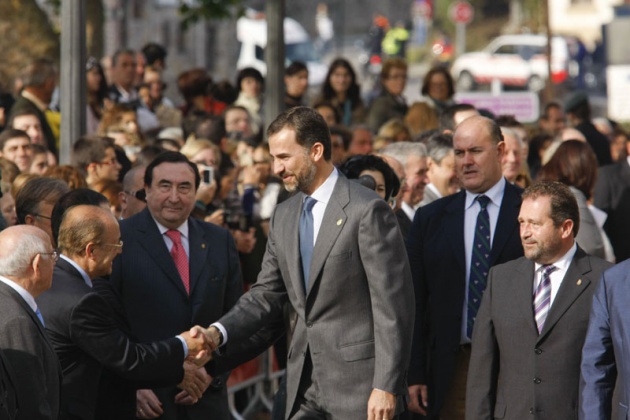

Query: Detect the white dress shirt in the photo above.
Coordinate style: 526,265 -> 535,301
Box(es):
154,218 -> 190,257
461,177 -> 506,343
60,254 -> 93,287
216,168 -> 340,346
533,242 -> 577,306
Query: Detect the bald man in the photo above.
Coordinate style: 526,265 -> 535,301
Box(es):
0,225 -> 61,420
37,206 -> 210,420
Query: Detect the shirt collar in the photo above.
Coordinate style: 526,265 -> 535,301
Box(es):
153,216 -> 189,239
307,167 -> 339,204
426,183 -> 442,199
0,275 -> 37,312
534,242 -> 577,273
21,90 -> 48,111
465,177 -> 506,210
60,254 -> 93,288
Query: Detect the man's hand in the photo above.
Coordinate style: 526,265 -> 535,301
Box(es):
367,388 -> 396,420
180,330 -> 212,366
407,384 -> 428,415
136,389 -> 163,419
176,361 -> 212,404
190,325 -> 222,352
204,209 -> 224,226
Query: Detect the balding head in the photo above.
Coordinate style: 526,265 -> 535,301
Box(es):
59,205 -> 121,278
0,225 -> 54,296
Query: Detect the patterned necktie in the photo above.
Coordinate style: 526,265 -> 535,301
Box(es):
467,194 -> 491,339
35,307 -> 45,327
534,264 -> 557,334
299,196 -> 317,292
165,229 -> 190,294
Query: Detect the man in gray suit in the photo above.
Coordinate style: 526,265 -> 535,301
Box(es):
197,106 -> 415,419
466,181 -> 612,419
0,225 -> 61,419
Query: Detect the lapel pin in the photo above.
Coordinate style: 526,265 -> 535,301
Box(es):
577,279 -> 582,286
202,243 -> 206,249
336,219 -> 343,226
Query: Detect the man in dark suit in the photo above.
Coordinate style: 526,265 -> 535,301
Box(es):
564,92 -> 612,166
196,106 -> 415,419
110,152 -> 244,419
8,58 -> 58,156
593,134 -> 630,262
406,115 -> 524,419
37,204 -> 211,420
0,225 -> 61,419
466,181 -> 612,419
0,348 -> 18,420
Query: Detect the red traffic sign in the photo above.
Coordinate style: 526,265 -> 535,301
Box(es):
449,1 -> 474,25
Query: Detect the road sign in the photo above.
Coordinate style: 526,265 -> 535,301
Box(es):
449,1 -> 474,25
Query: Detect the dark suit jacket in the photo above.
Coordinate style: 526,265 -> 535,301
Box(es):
580,259 -> 630,419
466,248 -> 612,419
406,181 -> 524,417
218,175 -> 415,418
0,281 -> 61,420
575,121 -> 612,167
395,208 -> 412,242
36,258 -> 185,420
366,90 -> 408,132
110,208 -> 243,420
8,95 -> 57,156
593,160 -> 630,262
0,348 -> 18,420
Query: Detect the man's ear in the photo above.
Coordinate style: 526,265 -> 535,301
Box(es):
31,253 -> 42,276
24,214 -> 35,226
311,142 -> 325,162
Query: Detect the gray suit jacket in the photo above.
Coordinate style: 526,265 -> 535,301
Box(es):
219,174 -> 415,418
0,282 -> 61,420
466,247 -> 612,420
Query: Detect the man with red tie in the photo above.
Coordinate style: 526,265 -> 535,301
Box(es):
109,151 -> 244,419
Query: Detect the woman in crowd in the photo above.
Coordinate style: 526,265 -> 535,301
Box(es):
316,58 -> 366,127
340,154 -> 400,204
284,61 -> 309,109
367,57 -> 408,132
538,140 -> 613,261
234,67 -> 265,135
420,66 -> 456,114
85,57 -> 111,135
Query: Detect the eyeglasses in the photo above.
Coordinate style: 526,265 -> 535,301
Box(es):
98,158 -> 119,166
125,189 -> 146,202
32,213 -> 51,220
99,241 -> 124,250
40,250 -> 60,262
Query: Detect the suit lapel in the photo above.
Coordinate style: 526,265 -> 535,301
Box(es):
135,209 -> 188,298
444,191 -> 466,274
538,248 -> 591,340
306,177 -> 349,297
513,258 -> 539,335
286,194 -> 307,309
188,219 -> 212,294
489,182 -> 521,266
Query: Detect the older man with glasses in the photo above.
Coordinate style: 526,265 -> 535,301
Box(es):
0,224 -> 62,420
37,204 -> 211,420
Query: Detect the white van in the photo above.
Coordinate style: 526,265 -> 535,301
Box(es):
236,13 -> 327,86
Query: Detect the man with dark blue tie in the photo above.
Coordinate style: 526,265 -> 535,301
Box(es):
406,115 -> 524,418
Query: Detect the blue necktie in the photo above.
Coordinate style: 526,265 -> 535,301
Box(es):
299,196 -> 317,292
467,194 -> 491,339
35,307 -> 45,327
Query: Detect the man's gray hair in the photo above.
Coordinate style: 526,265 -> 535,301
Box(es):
426,133 -> 454,165
0,233 -> 48,277
381,142 -> 427,166
500,127 -> 524,148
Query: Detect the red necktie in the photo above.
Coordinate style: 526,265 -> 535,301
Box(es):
165,229 -> 190,294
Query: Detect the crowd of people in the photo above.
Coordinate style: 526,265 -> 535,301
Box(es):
0,40 -> 629,420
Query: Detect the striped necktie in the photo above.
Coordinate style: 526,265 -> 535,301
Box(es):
534,264 -> 557,334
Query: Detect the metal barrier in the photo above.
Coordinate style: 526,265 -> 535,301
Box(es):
227,349 -> 285,419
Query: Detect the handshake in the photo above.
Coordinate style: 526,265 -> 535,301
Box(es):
179,325 -> 223,367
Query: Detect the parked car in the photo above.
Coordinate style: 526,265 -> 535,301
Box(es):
451,34 -> 573,92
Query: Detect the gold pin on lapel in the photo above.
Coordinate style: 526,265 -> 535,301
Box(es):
577,279 -> 582,286
202,243 -> 206,249
336,219 -> 343,226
